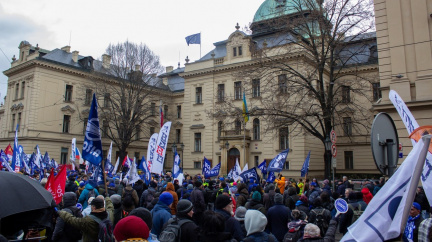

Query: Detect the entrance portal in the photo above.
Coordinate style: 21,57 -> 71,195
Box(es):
227,148 -> 240,173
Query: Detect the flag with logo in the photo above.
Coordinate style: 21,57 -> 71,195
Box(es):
42,151 -> 50,170
34,145 -> 42,168
5,144 -> 13,162
203,157 -> 220,178
172,151 -> 181,178
146,133 -> 158,174
126,158 -> 140,184
185,33 -> 201,46
151,122 -> 172,175
232,158 -> 242,181
139,156 -> 150,185
267,149 -> 289,172
242,163 -> 249,174
113,157 -> 120,174
82,93 -> 103,166
227,167 -> 234,179
267,171 -> 276,183
45,165 -> 67,204
0,150 -> 13,172
301,151 -> 311,177
239,167 -> 260,183
258,160 -> 267,175
341,138 -> 427,241
11,125 -> 21,172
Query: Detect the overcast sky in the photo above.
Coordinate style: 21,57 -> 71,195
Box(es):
0,0 -> 264,102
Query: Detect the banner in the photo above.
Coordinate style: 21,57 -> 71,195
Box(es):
113,157 -> 120,174
71,138 -> 76,162
82,93 -> 103,166
267,149 -> 289,172
258,160 -> 267,175
146,133 -> 158,174
239,167 -> 260,183
389,90 -> 432,203
126,158 -> 140,184
341,138 -> 427,241
34,145 -> 42,169
172,151 -> 181,178
301,151 -> 311,177
203,157 -> 221,178
151,122 -> 172,175
45,165 -> 67,204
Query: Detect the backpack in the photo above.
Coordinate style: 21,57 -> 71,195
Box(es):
88,215 -> 115,242
349,204 -> 364,224
159,218 -> 193,242
63,208 -> 83,241
122,189 -> 135,207
140,189 -> 154,208
283,229 -> 303,242
87,188 -> 96,200
312,209 -> 329,237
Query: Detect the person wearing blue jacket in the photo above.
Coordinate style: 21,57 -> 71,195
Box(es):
151,192 -> 173,237
78,183 -> 99,209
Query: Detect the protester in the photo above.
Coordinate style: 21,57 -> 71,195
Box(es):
266,193 -> 290,241
151,192 -> 173,237
214,194 -> 244,241
78,182 -> 99,209
113,215 -> 149,241
308,198 -> 332,237
308,182 -> 321,204
275,175 -> 286,194
162,199 -> 199,242
110,194 -> 122,227
415,187 -> 430,219
129,207 -> 158,242
190,180 -> 206,224
418,217 -> 432,242
403,202 -> 425,241
140,180 -> 157,208
263,184 -> 276,211
245,191 -> 266,215
285,186 -> 299,210
236,183 -> 249,208
122,181 -> 140,214
164,182 -> 178,215
234,206 -> 247,238
197,210 -> 236,242
361,187 -> 373,205
243,209 -> 278,241
52,192 -> 82,242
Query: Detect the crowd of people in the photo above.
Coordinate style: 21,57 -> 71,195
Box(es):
3,169 -> 432,242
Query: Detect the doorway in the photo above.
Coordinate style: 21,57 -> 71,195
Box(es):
227,148 -> 240,172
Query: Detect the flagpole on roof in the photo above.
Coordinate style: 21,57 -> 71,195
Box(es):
399,134 -> 431,233
200,32 -> 202,58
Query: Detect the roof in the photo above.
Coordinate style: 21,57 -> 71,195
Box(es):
253,0 -> 318,23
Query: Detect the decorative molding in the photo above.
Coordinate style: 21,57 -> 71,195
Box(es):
190,124 -> 205,129
81,108 -> 90,115
10,103 -> 24,111
61,105 -> 75,113
173,121 -> 183,127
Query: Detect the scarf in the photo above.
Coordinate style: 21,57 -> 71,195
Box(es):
404,214 -> 420,240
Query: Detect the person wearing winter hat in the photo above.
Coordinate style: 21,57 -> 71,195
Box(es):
404,202 -> 424,241
244,209 -> 278,241
82,196 -> 95,217
214,195 -> 244,241
52,192 -> 83,241
110,194 -> 122,227
78,182 -> 99,209
161,199 -> 199,242
245,191 -> 266,215
113,215 -> 149,241
151,192 -> 173,237
267,193 -> 291,241
234,206 -> 247,238
129,208 -> 158,242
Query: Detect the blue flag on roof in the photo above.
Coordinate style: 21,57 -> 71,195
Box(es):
258,160 -> 267,175
301,151 -> 311,177
82,94 -> 103,166
239,167 -> 260,183
267,149 -> 289,172
185,33 -> 201,46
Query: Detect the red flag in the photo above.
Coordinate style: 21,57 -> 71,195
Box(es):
5,144 -> 13,161
160,105 -> 164,128
45,166 -> 67,204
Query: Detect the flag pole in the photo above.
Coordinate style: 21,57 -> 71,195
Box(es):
200,32 -> 202,58
101,159 -> 109,196
399,134 -> 431,233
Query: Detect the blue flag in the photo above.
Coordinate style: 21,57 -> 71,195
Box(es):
28,153 -> 37,176
227,167 -> 234,179
203,157 -> 220,178
82,94 -> 103,166
266,171 -> 276,183
239,167 -> 260,183
257,160 -> 267,175
0,150 -> 13,172
89,163 -> 103,188
267,149 -> 289,172
42,151 -> 50,169
105,158 -> 114,176
185,33 -> 201,46
139,156 -> 150,185
301,151 -> 311,177
11,124 -> 21,172
172,151 -> 181,178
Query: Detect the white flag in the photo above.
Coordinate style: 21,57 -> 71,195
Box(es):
341,138 -> 427,241
34,145 -> 42,168
107,141 -> 112,165
151,122 -> 172,175
389,90 -> 432,203
232,158 -> 242,181
113,157 -> 120,174
126,157 -> 139,184
146,133 -> 158,174
242,163 -> 249,174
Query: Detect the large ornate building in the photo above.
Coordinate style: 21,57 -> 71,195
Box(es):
2,0 -> 428,179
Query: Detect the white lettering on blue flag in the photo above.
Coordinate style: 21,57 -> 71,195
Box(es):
82,94 -> 103,166
268,149 -> 289,172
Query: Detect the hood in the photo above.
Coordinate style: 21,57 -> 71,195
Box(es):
361,187 -> 371,194
63,192 -> 77,207
85,183 -> 94,190
281,177 -> 286,181
245,209 -> 267,236
239,188 -> 249,196
166,182 -> 175,192
153,201 -> 171,213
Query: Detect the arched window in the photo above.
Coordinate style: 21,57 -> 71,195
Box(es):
253,118 -> 260,140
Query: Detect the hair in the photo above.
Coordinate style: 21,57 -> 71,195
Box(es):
304,183 -> 310,193
320,191 -> 330,203
201,210 -> 226,234
312,197 -> 323,208
304,223 -> 321,237
288,187 -> 297,196
237,183 -> 247,192
220,181 -> 227,188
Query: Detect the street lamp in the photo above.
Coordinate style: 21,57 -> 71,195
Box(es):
180,142 -> 184,169
324,136 -> 332,180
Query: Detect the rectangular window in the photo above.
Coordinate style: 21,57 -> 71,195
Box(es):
217,84 -> 225,102
15,83 -> 19,99
11,114 -> 15,131
254,156 -> 259,167
194,161 -> 201,169
279,127 -> 289,150
102,120 -> 109,138
252,79 -> 260,97
344,151 -> 354,169
233,47 -> 237,57
151,103 -> 156,116
177,105 -> 181,119
278,74 -> 288,94
176,129 -> 181,143
150,127 -> 155,135
63,115 -> 70,133
343,117 -> 352,136
21,81 -> 25,98
234,81 -> 242,100
373,83 -> 382,101
196,87 -> 202,104
104,93 -> 110,108
135,126 -> 140,141
85,89 -> 92,105
194,133 -> 201,152
83,118 -> 88,135
60,147 -> 68,165
17,113 -> 22,132
65,85 -> 73,102
164,105 -> 168,117
238,46 -> 243,56
284,161 -> 290,170
342,86 -> 351,103
135,152 -> 140,161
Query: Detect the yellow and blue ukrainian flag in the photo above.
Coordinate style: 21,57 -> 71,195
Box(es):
242,91 -> 249,123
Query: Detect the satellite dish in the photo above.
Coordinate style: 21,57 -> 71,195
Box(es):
371,112 -> 399,176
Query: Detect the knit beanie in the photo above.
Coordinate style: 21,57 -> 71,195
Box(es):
177,199 -> 193,215
252,191 -> 261,201
215,194 -> 232,209
234,206 -> 247,221
194,181 -> 202,188
113,216 -> 149,241
187,184 -> 194,190
274,193 -> 283,204
159,192 -> 174,206
110,194 -> 122,206
129,208 -> 153,230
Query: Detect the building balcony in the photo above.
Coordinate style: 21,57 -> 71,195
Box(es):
220,129 -> 251,139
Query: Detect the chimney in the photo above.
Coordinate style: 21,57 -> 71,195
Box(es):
166,66 -> 173,73
102,54 -> 111,69
61,46 -> 71,53
135,64 -> 141,71
72,51 -> 79,62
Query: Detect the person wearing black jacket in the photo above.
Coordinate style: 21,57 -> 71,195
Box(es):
415,186 -> 430,219
163,199 -> 199,242
52,192 -> 82,242
65,175 -> 78,193
214,195 -> 245,241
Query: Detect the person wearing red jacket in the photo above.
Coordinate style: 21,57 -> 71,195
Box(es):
361,187 -> 373,204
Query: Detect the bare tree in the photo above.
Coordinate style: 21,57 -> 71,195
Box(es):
212,0 -> 378,178
84,41 -> 166,163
